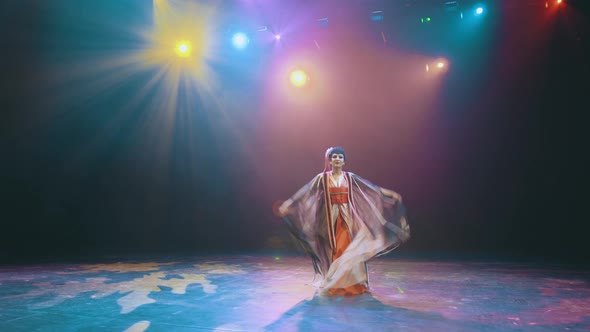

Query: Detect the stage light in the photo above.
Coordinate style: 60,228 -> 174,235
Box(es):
317,18 -> 329,28
444,1 -> 459,12
231,32 -> 249,49
175,41 -> 191,57
546,0 -> 563,8
370,10 -> 384,21
290,70 -> 308,88
421,17 -> 431,23
426,59 -> 449,73
475,7 -> 484,15
274,34 -> 281,41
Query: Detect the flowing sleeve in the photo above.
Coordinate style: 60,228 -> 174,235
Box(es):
283,174 -> 333,276
314,172 -> 411,290
348,172 -> 410,257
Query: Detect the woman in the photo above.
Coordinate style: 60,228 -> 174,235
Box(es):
278,146 -> 410,296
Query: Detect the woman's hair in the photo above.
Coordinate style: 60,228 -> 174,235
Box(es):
326,146 -> 346,161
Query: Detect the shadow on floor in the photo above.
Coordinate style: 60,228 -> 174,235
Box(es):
264,291 -> 485,331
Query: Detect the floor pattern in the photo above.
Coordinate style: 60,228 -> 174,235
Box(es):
1,255 -> 589,331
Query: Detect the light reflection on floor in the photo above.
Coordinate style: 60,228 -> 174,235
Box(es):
1,255 -> 589,331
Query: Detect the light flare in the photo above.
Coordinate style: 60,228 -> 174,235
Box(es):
175,41 -> 191,57
289,70 -> 308,87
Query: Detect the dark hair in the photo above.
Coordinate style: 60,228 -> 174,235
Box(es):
327,146 -> 346,161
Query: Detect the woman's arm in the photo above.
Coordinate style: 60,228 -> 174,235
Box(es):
380,187 -> 402,202
278,199 -> 293,216
278,174 -> 323,216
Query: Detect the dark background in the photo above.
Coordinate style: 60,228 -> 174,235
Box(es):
1,0 -> 588,264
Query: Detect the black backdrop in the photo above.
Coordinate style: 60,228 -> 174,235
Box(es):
1,0 -> 588,264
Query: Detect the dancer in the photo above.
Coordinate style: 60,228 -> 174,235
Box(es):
278,146 -> 410,296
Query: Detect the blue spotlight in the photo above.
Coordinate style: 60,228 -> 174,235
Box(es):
231,32 -> 249,49
475,7 -> 484,15
317,18 -> 329,28
370,10 -> 384,21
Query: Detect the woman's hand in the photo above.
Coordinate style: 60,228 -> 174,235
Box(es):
278,199 -> 292,217
381,188 -> 402,202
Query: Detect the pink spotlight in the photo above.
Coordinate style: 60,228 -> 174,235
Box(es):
274,34 -> 281,40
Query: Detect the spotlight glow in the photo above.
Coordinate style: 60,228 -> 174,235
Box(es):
232,32 -> 250,49
140,1 -> 217,90
290,70 -> 308,87
426,59 -> 449,73
175,41 -> 191,57
274,34 -> 281,40
475,7 -> 484,15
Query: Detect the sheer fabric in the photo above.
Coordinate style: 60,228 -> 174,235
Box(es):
283,172 -> 410,294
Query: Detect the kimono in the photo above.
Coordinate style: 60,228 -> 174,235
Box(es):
283,171 -> 410,295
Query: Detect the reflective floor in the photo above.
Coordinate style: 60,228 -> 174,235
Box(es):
1,254 -> 589,331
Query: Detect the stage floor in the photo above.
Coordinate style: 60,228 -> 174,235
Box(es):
1,254 -> 589,331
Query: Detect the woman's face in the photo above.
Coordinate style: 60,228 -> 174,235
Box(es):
330,153 -> 345,168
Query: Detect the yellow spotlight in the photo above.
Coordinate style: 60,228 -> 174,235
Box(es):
437,62 -> 445,69
175,40 -> 191,57
290,70 -> 308,87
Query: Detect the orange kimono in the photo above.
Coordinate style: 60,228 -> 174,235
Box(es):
282,171 -> 410,296
328,179 -> 368,295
